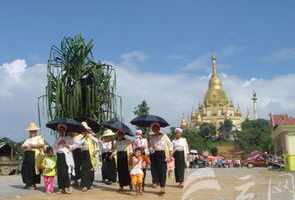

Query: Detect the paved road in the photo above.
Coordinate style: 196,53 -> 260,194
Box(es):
0,175 -> 33,199
184,168 -> 295,200
2,168 -> 295,200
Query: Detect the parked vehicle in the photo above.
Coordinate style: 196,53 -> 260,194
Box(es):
267,155 -> 285,169
244,151 -> 267,168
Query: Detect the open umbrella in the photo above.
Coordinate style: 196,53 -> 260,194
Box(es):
46,118 -> 86,133
101,119 -> 134,136
130,114 -> 169,128
75,117 -> 101,133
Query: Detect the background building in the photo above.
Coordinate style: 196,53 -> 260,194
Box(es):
271,114 -> 295,171
181,55 -> 243,130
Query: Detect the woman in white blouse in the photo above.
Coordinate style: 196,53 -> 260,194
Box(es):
100,129 -> 117,184
149,123 -> 173,194
21,122 -> 45,189
172,128 -> 189,188
53,124 -> 77,194
78,122 -> 99,192
110,130 -> 133,191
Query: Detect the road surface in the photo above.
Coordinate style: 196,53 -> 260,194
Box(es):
1,168 -> 295,200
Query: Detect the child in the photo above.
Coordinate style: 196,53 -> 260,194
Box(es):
167,157 -> 175,178
129,148 -> 146,195
140,148 -> 150,192
42,146 -> 57,193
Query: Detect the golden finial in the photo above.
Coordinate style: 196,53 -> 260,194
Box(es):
211,54 -> 217,75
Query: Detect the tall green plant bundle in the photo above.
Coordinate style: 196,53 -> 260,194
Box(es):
46,34 -> 119,126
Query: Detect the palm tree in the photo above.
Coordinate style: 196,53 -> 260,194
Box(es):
45,34 -> 121,130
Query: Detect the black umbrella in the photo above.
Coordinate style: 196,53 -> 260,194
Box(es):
75,117 -> 101,133
46,118 -> 86,133
130,114 -> 169,128
101,119 -> 134,136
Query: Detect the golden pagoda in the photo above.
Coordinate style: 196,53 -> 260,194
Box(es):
186,55 -> 242,130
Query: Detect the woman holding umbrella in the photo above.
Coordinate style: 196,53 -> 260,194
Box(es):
149,122 -> 173,194
130,114 -> 172,194
110,130 -> 133,191
53,124 -> 76,194
21,122 -> 45,189
79,122 -> 99,192
172,128 -> 189,188
71,132 -> 83,186
99,129 -> 117,185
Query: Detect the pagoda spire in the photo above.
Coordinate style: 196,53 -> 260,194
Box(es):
211,55 -> 217,75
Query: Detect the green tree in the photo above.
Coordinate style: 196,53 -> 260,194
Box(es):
210,147 -> 218,156
46,34 -> 119,130
133,100 -> 150,134
171,127 -> 215,153
199,122 -> 217,138
134,100 -> 150,116
219,119 -> 234,139
236,119 -> 273,153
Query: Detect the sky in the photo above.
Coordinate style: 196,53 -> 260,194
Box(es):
0,1 -> 295,142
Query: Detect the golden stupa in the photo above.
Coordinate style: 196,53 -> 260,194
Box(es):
182,55 -> 242,130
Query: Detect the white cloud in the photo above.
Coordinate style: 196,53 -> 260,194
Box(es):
0,59 -> 28,98
263,48 -> 295,63
1,59 -> 27,81
0,61 -> 50,142
182,45 -> 240,72
1,55 -> 295,141
119,51 -> 148,70
183,52 -> 212,71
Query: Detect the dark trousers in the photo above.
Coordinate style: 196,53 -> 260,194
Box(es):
117,151 -> 130,187
142,168 -> 147,189
101,152 -> 117,182
174,151 -> 185,183
150,153 -> 158,184
152,151 -> 167,187
72,148 -> 82,181
57,153 -> 70,189
80,150 -> 94,189
21,151 -> 41,186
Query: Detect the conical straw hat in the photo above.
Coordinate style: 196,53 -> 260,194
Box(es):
102,129 -> 115,138
26,122 -> 40,131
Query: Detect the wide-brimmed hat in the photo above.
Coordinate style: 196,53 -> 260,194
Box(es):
26,122 -> 40,132
102,129 -> 116,138
81,121 -> 92,131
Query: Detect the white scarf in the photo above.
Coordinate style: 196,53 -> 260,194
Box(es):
60,148 -> 75,177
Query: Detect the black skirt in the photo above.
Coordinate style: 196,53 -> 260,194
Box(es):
21,151 -> 41,186
152,151 -> 167,187
57,153 -> 70,189
72,148 -> 82,181
101,152 -> 117,182
173,150 -> 185,183
150,152 -> 158,184
80,150 -> 94,189
117,151 -> 130,187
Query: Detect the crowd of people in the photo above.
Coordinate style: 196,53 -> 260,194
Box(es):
20,121 -> 189,196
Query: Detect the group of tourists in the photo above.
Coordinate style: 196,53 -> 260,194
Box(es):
21,120 -> 189,195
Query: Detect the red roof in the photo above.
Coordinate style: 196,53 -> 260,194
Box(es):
270,114 -> 295,126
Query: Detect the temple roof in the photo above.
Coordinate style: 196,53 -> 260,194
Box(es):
270,114 -> 295,126
203,55 -> 229,106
